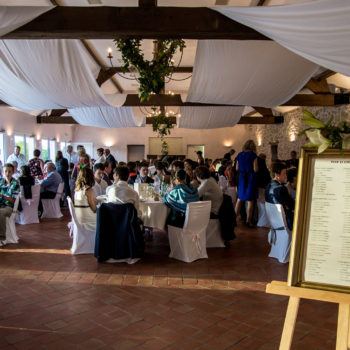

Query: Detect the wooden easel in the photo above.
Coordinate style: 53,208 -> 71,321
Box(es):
266,281 -> 350,350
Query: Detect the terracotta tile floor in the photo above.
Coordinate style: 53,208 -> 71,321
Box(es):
0,211 -> 337,349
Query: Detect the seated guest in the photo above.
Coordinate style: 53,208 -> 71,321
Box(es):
71,151 -> 91,180
286,167 -> 298,200
102,160 -> 113,186
93,163 -> 108,197
195,166 -> 223,217
40,162 -> 62,199
184,159 -> 200,188
11,161 -> 20,180
106,166 -> 140,214
74,168 -> 97,230
95,148 -> 106,165
18,165 -> 35,200
163,169 -> 199,228
265,162 -> 295,230
154,161 -> 171,184
129,162 -> 154,185
28,149 -> 44,179
0,163 -> 20,243
126,161 -> 137,179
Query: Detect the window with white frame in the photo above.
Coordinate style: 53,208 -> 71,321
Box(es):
49,140 -> 56,161
0,133 -> 4,166
25,136 -> 35,161
60,141 -> 67,153
14,135 -> 25,156
41,139 -> 49,161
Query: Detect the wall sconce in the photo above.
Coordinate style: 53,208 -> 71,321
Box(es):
6,128 -> 13,136
223,140 -> 233,147
289,132 -> 297,142
36,134 -> 41,140
105,139 -> 115,148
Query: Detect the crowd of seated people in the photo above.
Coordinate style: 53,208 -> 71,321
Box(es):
0,141 -> 299,250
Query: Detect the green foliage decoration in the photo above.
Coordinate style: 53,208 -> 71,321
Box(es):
114,39 -> 186,102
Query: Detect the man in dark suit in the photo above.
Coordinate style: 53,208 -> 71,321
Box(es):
265,162 -> 295,230
105,149 -> 117,169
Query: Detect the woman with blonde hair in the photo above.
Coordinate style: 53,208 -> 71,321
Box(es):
235,139 -> 258,227
73,167 -> 97,230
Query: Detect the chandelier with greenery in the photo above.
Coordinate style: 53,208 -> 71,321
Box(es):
114,39 -> 186,102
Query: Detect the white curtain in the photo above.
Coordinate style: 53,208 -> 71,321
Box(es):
0,39 -> 127,112
0,6 -> 53,37
214,0 -> 350,76
69,106 -> 144,128
178,106 -> 243,129
187,40 -> 318,107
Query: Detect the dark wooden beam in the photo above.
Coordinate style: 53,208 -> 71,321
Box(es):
36,115 -> 284,125
281,93 -> 350,106
139,0 -> 157,7
256,0 -> 267,5
3,7 -> 270,40
252,106 -> 273,116
315,69 -> 336,81
238,116 -> 284,124
305,78 -> 330,94
3,94 -> 350,110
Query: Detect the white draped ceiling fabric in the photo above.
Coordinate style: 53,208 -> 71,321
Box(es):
0,38 -> 137,127
0,6 -> 53,37
69,106 -> 144,129
214,0 -> 350,76
186,40 -> 318,107
178,107 -> 243,129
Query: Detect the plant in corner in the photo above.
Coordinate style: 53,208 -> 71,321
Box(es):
114,39 -> 186,102
300,109 -> 350,153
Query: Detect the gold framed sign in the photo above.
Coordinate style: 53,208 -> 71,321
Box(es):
288,148 -> 350,293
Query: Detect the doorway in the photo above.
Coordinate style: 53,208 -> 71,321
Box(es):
187,145 -> 205,160
127,145 -> 145,161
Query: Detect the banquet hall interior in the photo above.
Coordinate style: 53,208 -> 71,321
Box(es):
0,0 -> 349,349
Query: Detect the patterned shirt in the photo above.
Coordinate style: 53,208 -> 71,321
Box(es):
0,177 -> 20,208
28,158 -> 44,178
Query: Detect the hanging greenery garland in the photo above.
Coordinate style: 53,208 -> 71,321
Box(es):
151,112 -> 174,155
114,39 -> 186,102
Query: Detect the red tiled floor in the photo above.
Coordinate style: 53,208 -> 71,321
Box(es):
0,210 -> 337,349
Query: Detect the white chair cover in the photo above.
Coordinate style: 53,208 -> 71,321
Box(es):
67,197 -> 96,255
257,200 -> 269,228
168,201 -> 211,263
41,182 -> 64,219
206,219 -> 225,248
4,195 -> 20,245
265,202 -> 291,264
16,184 -> 40,225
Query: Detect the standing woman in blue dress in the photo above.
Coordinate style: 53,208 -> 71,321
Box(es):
235,140 -> 259,226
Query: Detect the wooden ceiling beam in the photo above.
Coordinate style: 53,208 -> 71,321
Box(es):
252,106 -> 273,116
2,93 -> 350,109
305,78 -> 330,94
36,115 -> 284,125
2,7 -> 270,40
139,0 -> 157,7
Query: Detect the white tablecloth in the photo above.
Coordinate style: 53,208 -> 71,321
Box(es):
140,200 -> 169,230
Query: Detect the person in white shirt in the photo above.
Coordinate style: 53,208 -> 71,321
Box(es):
65,145 -> 79,166
11,161 -> 21,180
195,166 -> 223,216
92,163 -> 108,197
95,148 -> 106,165
106,165 -> 140,214
7,146 -> 26,168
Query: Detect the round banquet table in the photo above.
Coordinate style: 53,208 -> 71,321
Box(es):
139,200 -> 169,230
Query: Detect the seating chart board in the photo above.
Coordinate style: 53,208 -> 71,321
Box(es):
288,149 -> 350,293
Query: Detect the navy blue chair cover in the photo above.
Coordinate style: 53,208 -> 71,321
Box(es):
94,203 -> 144,262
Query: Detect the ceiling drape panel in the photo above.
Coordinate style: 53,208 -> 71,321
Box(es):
69,106 -> 144,128
214,0 -> 350,76
0,6 -> 53,37
187,40 -> 318,107
178,106 -> 243,129
0,39 -> 126,111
